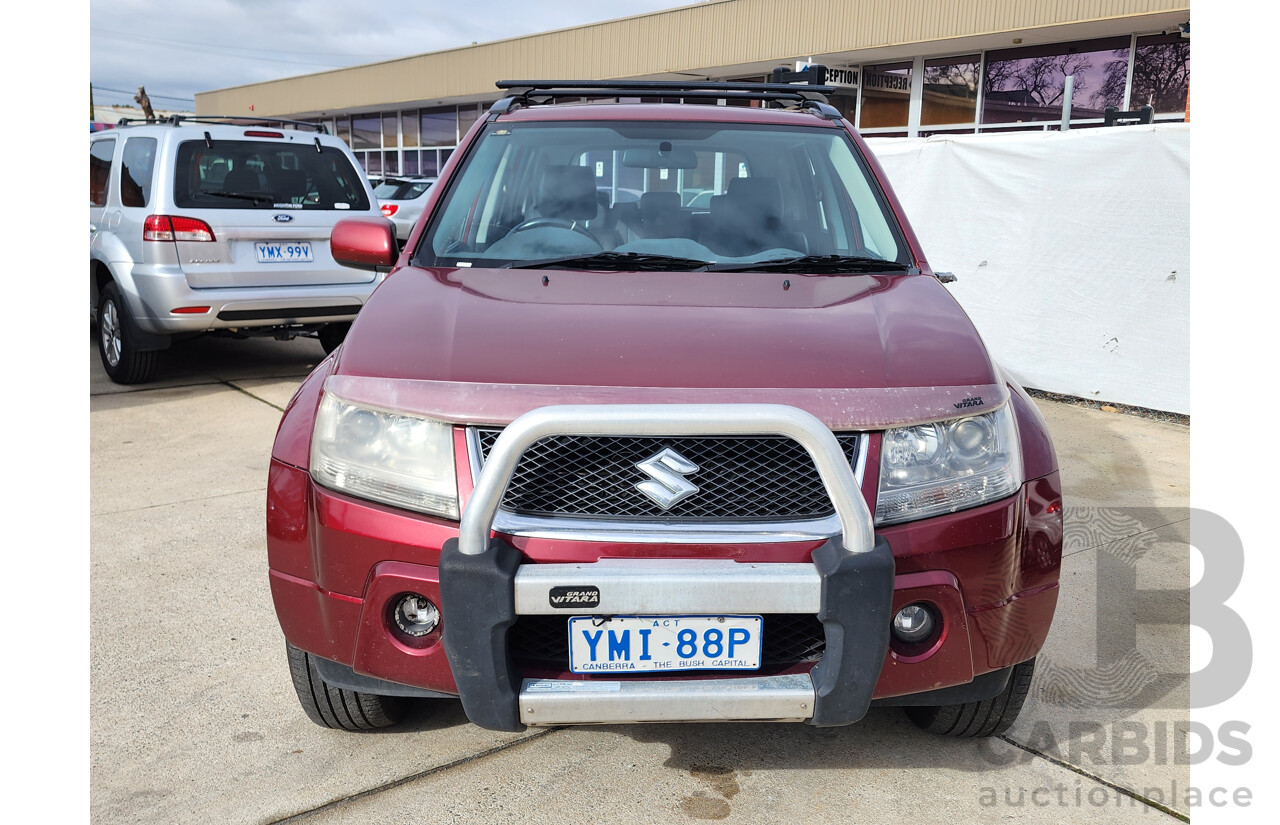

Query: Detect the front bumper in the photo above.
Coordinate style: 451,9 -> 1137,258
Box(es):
267,403 -> 1062,731
439,534 -> 893,729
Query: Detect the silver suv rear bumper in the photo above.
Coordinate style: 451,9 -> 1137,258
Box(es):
123,262 -> 375,334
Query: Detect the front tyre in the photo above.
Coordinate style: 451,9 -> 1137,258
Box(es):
97,282 -> 159,384
905,657 -> 1036,738
286,642 -> 406,731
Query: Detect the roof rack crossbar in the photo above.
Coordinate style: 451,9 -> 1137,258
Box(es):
498,78 -> 831,93
115,115 -> 328,134
490,75 -> 838,117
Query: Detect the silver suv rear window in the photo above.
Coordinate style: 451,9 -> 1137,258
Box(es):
173,140 -> 370,210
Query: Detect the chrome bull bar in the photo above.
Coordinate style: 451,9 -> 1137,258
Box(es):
440,403 -> 892,730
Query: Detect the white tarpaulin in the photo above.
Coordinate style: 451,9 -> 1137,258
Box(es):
866,124 -> 1190,414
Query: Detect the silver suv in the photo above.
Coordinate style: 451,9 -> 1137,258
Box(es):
90,116 -> 387,383
374,175 -> 437,242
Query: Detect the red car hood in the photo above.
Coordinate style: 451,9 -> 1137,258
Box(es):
338,266 -> 996,391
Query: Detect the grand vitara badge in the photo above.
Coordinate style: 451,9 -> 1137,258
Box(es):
272,213 -> 295,223
635,447 -> 699,510
549,586 -> 601,609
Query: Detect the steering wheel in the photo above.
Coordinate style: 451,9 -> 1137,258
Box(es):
508,217 -> 597,240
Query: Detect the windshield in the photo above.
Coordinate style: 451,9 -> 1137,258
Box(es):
375,179 -> 434,200
173,140 -> 370,210
414,120 -> 910,270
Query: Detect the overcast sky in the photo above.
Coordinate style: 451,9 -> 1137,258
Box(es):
90,0 -> 697,111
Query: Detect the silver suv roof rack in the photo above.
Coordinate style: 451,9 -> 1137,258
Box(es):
114,114 -> 328,134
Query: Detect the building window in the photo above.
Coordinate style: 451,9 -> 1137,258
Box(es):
382,113 -> 399,147
921,55 -> 979,126
336,118 -> 352,148
982,36 -> 1130,125
403,151 -> 420,175
1130,33 -> 1190,115
420,108 -> 456,147
458,104 -> 483,139
859,62 -> 912,129
383,151 -> 399,176
401,111 -> 420,147
351,116 -> 380,150
420,150 -> 440,177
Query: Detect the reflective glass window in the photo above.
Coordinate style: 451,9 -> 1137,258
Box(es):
458,104 -> 482,140
1131,33 -> 1191,115
351,116 -> 380,150
420,108 -> 456,147
859,62 -> 912,128
922,56 -> 979,126
983,37 -> 1130,124
401,111 -> 420,147
420,150 -> 440,177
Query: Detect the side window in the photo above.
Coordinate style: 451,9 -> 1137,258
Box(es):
121,138 -> 158,208
90,139 -> 116,207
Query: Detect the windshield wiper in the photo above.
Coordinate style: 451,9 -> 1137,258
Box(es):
199,190 -> 273,206
504,251 -> 713,271
706,254 -> 914,274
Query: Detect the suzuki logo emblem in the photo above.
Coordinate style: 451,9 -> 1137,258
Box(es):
635,448 -> 699,510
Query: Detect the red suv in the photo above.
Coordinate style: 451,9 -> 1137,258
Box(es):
267,78 -> 1062,737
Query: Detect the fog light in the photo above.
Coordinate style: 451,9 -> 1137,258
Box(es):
393,594 -> 440,637
892,603 -> 936,644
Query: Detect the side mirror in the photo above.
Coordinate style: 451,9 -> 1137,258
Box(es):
331,217 -> 396,272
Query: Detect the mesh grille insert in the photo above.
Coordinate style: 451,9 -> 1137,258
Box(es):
476,430 -> 859,521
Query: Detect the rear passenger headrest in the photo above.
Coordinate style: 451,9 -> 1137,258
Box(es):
540,166 -> 598,220
639,190 -> 681,219
727,177 -> 782,213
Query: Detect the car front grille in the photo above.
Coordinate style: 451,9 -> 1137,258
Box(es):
509,614 -> 826,669
474,430 -> 860,522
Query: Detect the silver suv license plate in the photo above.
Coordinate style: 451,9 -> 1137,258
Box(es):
567,615 -> 762,673
255,241 -> 313,263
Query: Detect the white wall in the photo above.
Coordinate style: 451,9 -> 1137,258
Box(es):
866,124 -> 1190,414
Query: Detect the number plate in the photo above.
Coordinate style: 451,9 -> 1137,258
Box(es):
567,615 -> 762,674
255,241 -> 313,263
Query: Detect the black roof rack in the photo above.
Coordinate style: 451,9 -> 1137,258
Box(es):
114,114 -> 328,134
490,69 -> 842,121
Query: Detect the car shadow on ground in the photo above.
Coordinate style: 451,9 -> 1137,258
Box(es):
90,325 -> 326,398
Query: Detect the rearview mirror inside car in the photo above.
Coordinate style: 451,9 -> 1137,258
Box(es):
621,146 -> 698,169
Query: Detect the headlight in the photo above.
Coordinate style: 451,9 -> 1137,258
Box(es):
310,392 -> 458,519
875,405 -> 1022,525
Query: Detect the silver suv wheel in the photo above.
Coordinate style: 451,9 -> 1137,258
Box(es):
100,297 -> 122,368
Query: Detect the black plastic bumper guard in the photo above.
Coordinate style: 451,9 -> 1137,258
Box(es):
439,534 -> 894,732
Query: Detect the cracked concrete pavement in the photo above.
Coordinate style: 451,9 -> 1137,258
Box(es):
90,333 -> 1192,824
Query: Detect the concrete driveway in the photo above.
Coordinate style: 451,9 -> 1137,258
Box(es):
90,335 -> 1191,824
